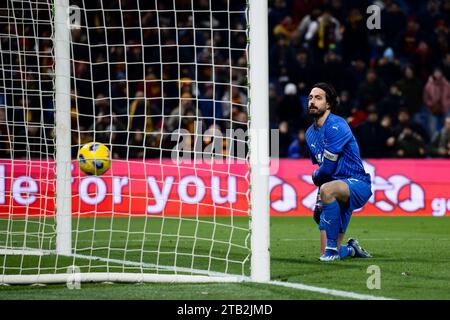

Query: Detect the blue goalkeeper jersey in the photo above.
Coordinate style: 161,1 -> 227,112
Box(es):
305,113 -> 371,184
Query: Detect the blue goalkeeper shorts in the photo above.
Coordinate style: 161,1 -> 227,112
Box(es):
339,178 -> 372,233
319,178 -> 372,234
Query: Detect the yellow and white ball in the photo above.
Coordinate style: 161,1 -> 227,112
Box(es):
77,142 -> 111,175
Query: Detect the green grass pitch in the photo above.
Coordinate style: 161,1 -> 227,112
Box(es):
1,216 -> 449,300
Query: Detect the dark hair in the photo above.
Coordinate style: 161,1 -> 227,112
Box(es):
312,82 -> 339,111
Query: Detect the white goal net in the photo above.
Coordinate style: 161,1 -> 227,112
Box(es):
0,0 -> 269,284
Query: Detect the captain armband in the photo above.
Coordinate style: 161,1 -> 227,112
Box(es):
323,149 -> 339,162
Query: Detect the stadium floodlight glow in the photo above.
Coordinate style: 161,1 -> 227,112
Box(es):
0,0 -> 270,284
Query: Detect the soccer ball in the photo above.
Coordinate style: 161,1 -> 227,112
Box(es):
77,142 -> 111,175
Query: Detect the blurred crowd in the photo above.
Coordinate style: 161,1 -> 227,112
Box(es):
269,0 -> 450,158
0,0 -> 450,160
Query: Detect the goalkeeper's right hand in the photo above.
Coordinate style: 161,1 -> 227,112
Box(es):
313,189 -> 322,225
313,201 -> 322,224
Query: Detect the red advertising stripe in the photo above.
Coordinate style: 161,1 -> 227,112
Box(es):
0,159 -> 449,217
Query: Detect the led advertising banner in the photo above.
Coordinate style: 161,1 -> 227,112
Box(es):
0,160 -> 448,217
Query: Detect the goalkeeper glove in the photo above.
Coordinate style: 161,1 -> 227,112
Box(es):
312,169 -> 321,186
313,189 -> 322,225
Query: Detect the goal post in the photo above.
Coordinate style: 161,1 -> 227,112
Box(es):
0,0 -> 270,284
249,0 -> 270,283
54,0 -> 72,256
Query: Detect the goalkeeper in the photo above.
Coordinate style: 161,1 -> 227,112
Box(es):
305,82 -> 373,262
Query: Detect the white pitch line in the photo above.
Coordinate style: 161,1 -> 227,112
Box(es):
268,280 -> 394,300
64,252 -> 395,300
2,247 -> 393,300
279,238 -> 450,241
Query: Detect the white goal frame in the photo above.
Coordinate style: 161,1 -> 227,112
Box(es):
0,0 -> 269,284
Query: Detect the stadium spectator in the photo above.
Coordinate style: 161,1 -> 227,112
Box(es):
319,49 -> 347,92
290,0 -> 322,24
396,65 -> 423,118
273,16 -> 297,40
165,92 -> 201,134
354,106 -> 392,158
110,113 -> 128,158
269,84 -> 279,129
0,106 -> 11,158
128,131 -> 145,159
287,128 -> 309,158
411,40 -> 435,83
377,84 -> 405,120
230,106 -> 249,159
346,104 -> 368,129
380,0 -> 407,48
221,86 -> 248,121
276,83 -> 305,132
326,0 -> 349,23
444,0 -> 450,20
89,112 -> 112,145
442,53 -> 450,81
288,48 -> 315,96
269,34 -> 296,80
335,90 -> 353,119
231,104 -> 248,131
304,7 -> 343,63
198,84 -> 224,130
380,114 -> 397,157
94,94 -> 110,117
429,115 -> 450,157
344,58 -> 367,93
423,67 -> 450,136
376,47 -> 403,88
203,124 -> 228,157
433,19 -> 449,62
394,125 -> 426,158
357,69 -> 388,107
128,91 -> 157,134
392,108 -> 429,143
341,7 -> 369,65
397,17 -> 423,59
278,121 -> 292,158
136,67 -> 162,100
292,8 -> 322,45
269,0 -> 289,43
418,0 -> 446,36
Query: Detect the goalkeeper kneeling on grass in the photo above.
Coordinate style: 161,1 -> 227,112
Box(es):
305,82 -> 373,262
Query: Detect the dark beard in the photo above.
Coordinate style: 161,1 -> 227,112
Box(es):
308,108 -> 326,119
